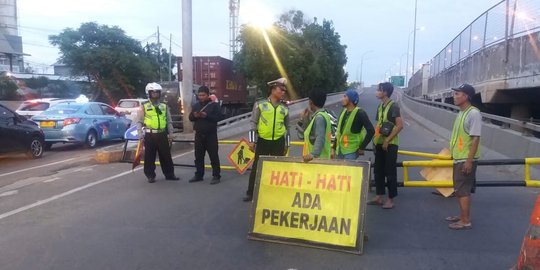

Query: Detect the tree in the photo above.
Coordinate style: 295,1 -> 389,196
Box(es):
234,10 -> 348,99
49,22 -> 159,103
0,75 -> 18,100
144,43 -> 177,81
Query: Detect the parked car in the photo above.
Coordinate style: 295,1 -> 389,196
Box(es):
16,98 -> 76,119
115,98 -> 147,122
31,101 -> 132,149
0,104 -> 45,158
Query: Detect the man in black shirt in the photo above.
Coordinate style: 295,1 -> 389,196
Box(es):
188,86 -> 222,184
332,89 -> 375,160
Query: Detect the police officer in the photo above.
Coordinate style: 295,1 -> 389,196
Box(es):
303,90 -> 332,162
332,89 -> 375,160
244,78 -> 289,202
137,82 -> 179,183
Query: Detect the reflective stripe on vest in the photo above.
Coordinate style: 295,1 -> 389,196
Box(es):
450,106 -> 481,160
373,100 -> 399,145
336,107 -> 366,155
143,102 -> 167,130
257,100 -> 288,140
303,111 -> 332,159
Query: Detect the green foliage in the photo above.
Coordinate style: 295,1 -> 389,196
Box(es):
49,22 -> 160,103
25,76 -> 49,89
234,10 -> 348,99
0,75 -> 18,100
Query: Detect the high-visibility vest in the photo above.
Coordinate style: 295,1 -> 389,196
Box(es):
450,106 -> 481,160
257,100 -> 288,140
303,111 -> 332,159
336,107 -> 367,155
143,102 -> 167,130
373,100 -> 399,145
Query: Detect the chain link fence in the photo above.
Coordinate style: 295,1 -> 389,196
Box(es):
428,0 -> 540,78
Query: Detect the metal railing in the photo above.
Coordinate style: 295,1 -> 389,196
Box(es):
402,93 -> 540,136
426,0 -> 540,78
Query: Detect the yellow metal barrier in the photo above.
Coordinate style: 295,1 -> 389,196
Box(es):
525,158 -> 540,187
397,150 -> 451,160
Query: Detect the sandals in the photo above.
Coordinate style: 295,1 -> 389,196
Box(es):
448,221 -> 472,230
382,201 -> 394,209
367,199 -> 384,206
445,216 -> 460,222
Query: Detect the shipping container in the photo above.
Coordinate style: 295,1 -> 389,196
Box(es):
177,56 -> 249,116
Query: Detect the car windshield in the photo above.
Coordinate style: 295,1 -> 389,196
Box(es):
42,104 -> 83,115
117,100 -> 141,108
17,102 -> 50,111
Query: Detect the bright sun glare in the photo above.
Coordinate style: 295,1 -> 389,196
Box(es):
241,2 -> 274,29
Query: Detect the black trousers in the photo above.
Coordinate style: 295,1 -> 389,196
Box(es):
246,137 -> 286,196
144,132 -> 175,178
194,132 -> 221,178
374,144 -> 399,199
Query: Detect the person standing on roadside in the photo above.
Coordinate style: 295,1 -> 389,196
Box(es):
137,82 -> 179,183
368,82 -> 403,209
244,78 -> 289,202
303,90 -> 332,162
333,89 -> 375,160
188,86 -> 222,185
446,83 -> 481,230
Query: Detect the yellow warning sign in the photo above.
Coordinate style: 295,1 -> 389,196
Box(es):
227,137 -> 255,174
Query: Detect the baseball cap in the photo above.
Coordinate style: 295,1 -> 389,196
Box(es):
345,89 -> 359,105
452,83 -> 475,98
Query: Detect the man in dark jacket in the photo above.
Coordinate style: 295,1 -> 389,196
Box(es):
188,86 -> 222,184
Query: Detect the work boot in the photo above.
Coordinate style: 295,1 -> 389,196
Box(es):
147,177 -> 156,183
165,176 -> 180,181
210,176 -> 221,185
189,176 -> 203,183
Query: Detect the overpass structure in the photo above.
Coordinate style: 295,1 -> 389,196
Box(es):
407,0 -> 540,121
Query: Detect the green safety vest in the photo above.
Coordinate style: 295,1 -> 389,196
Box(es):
257,100 -> 288,140
450,106 -> 481,160
303,111 -> 332,159
336,107 -> 367,155
374,100 -> 399,145
143,102 -> 168,130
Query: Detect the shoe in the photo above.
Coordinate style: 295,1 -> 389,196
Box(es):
188,176 -> 203,183
242,195 -> 253,202
165,176 -> 180,181
210,177 -> 221,185
147,177 -> 156,183
382,201 -> 394,209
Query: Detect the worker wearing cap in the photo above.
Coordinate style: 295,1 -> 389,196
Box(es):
333,89 -> 375,160
447,83 -> 481,230
244,77 -> 290,202
136,82 -> 179,183
302,90 -> 333,162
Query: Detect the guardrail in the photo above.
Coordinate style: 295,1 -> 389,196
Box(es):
402,93 -> 540,136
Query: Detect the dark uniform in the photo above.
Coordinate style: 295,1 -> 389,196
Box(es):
188,99 -> 222,182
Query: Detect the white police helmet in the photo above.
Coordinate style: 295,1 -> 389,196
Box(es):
145,82 -> 163,96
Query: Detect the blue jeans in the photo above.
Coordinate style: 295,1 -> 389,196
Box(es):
337,152 -> 358,160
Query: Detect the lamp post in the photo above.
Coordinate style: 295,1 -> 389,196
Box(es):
405,26 -> 424,86
359,50 -> 374,89
399,53 -> 408,75
412,0 -> 418,78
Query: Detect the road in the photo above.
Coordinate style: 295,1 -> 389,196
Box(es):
0,88 -> 537,270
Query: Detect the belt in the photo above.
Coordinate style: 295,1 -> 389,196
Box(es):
144,128 -> 166,134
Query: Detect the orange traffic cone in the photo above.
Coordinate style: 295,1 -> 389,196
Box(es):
513,195 -> 540,270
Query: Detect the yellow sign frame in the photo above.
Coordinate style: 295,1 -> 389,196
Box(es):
227,137 -> 255,174
247,156 -> 370,255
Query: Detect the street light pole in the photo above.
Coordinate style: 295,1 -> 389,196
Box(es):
411,0 -> 418,78
359,50 -> 374,89
399,53 -> 408,75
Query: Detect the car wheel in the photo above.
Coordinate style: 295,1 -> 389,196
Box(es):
85,130 -> 98,148
26,137 -> 44,159
44,142 -> 53,151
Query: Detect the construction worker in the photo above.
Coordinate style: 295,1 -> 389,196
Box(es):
244,78 -> 289,202
188,86 -> 222,184
332,89 -> 375,160
137,82 -> 179,183
368,82 -> 403,209
446,83 -> 481,230
303,90 -> 332,162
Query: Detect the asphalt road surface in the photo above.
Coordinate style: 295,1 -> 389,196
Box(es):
0,88 -> 537,270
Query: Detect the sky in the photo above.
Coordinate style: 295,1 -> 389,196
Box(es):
16,0 -> 502,86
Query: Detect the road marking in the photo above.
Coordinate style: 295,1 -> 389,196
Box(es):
0,158 -> 76,178
0,151 -> 193,221
43,177 -> 61,183
0,190 -> 18,197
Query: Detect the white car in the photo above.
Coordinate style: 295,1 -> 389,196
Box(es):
16,98 -> 75,119
115,99 -> 147,122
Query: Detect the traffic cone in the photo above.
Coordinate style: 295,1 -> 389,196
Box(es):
513,195 -> 540,270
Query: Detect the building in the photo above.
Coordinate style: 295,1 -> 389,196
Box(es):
0,0 -> 25,73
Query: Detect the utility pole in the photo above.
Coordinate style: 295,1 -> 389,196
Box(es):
411,0 -> 418,77
168,33 -> 172,81
182,0 -> 194,133
157,26 -> 162,82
